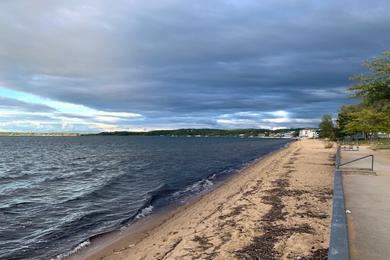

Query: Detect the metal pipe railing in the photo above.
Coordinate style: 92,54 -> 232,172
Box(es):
338,154 -> 374,171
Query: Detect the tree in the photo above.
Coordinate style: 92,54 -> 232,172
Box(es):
336,52 -> 390,138
336,104 -> 364,137
343,109 -> 390,139
349,51 -> 390,112
319,114 -> 336,140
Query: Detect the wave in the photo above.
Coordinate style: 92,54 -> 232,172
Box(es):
54,163 -> 244,258
36,210 -> 113,243
129,176 -> 218,222
52,239 -> 90,260
118,183 -> 174,224
0,201 -> 41,212
172,178 -> 214,200
58,172 -> 138,205
130,165 -> 243,221
0,172 -> 31,182
135,205 -> 154,219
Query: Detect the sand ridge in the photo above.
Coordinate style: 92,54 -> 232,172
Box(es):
86,139 -> 334,260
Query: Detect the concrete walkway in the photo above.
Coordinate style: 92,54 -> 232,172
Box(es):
341,146 -> 390,260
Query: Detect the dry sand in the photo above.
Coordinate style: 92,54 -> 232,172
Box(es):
78,139 -> 334,260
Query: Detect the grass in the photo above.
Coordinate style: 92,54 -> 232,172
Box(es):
371,143 -> 390,150
340,138 -> 390,150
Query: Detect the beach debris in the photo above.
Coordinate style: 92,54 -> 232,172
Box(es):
156,238 -> 183,260
299,248 -> 329,260
346,209 -> 351,214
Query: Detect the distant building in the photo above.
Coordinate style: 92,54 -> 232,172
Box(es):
299,129 -> 319,139
282,131 -> 296,138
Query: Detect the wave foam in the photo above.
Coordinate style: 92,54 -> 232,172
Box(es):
53,239 -> 90,260
135,205 -> 154,219
172,178 -> 214,199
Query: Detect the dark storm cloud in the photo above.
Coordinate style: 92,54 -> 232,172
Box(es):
0,0 -> 390,130
0,96 -> 56,112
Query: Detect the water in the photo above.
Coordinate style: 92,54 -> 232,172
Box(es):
0,136 -> 290,259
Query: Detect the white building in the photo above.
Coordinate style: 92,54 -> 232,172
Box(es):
299,129 -> 319,139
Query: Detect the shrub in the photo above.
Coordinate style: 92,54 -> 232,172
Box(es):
324,142 -> 334,149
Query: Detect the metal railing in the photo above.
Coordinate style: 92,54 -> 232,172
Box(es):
328,146 -> 349,260
341,145 -> 359,151
338,154 -> 374,171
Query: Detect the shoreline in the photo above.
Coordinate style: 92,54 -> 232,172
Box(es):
71,139 -> 334,259
68,141 -> 291,259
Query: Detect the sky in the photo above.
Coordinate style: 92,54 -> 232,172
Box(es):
0,0 -> 389,132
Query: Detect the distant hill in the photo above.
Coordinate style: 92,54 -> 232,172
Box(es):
95,128 -> 301,137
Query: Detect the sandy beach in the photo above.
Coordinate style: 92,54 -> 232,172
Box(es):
75,139 -> 334,260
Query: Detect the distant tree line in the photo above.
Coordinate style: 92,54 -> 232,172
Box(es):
96,128 -> 301,137
0,132 -> 80,136
319,51 -> 390,140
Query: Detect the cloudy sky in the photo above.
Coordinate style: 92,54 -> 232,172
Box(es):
0,0 -> 389,132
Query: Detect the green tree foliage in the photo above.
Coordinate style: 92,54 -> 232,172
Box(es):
336,52 -> 390,138
344,109 -> 390,138
349,52 -> 390,111
336,104 -> 362,136
319,114 -> 336,140
337,105 -> 357,129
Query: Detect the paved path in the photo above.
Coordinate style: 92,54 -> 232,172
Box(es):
341,146 -> 390,260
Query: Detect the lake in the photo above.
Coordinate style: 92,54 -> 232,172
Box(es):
0,136 -> 290,259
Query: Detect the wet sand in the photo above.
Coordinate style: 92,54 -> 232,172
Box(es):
74,139 -> 334,260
